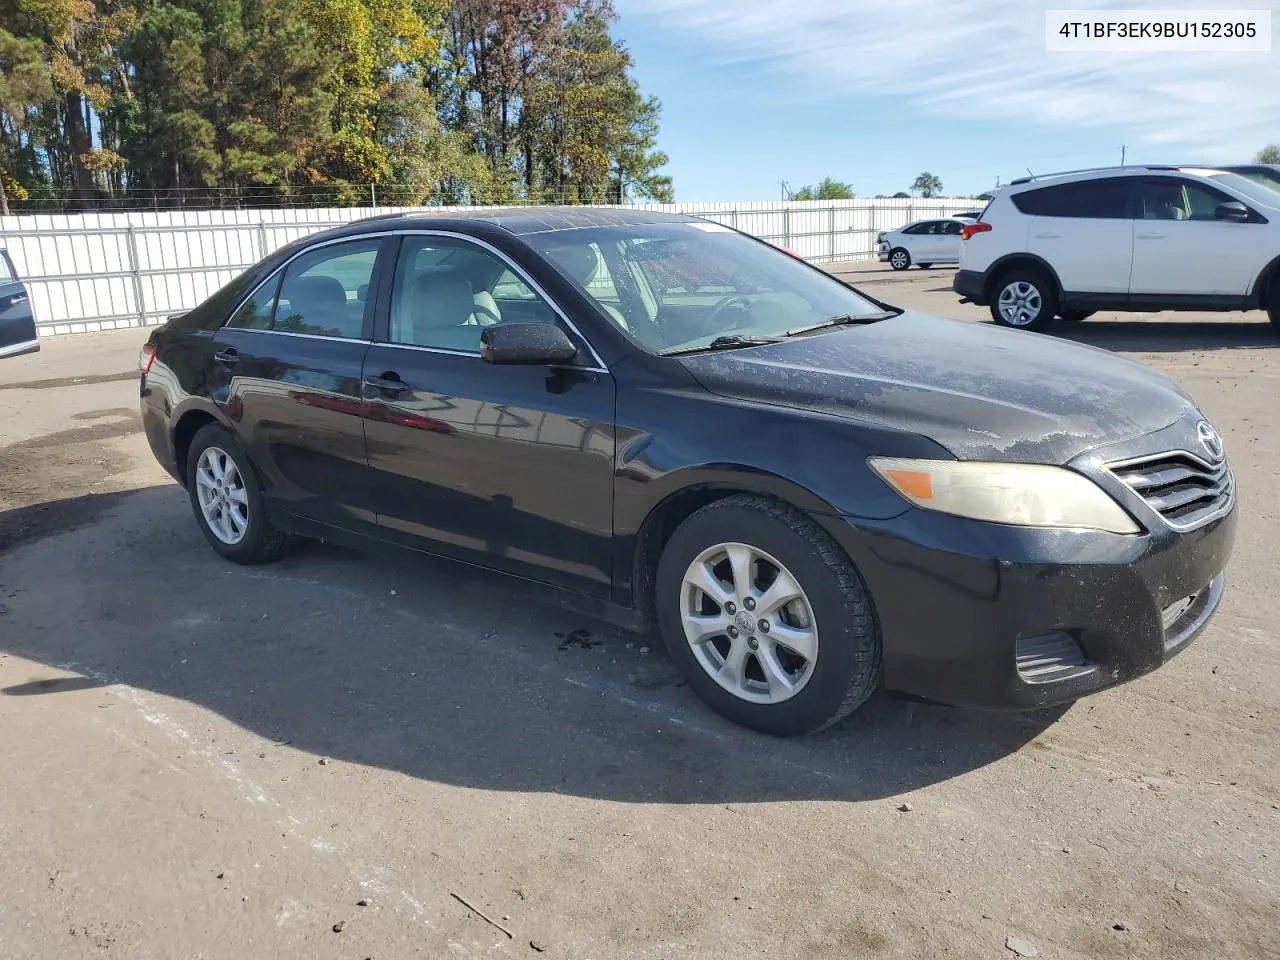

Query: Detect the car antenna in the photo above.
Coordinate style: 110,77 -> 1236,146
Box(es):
1026,167 -> 1034,177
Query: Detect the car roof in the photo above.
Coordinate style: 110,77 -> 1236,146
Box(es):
343,205 -> 698,238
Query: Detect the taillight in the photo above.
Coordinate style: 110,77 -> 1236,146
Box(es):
139,342 -> 157,376
961,222 -> 992,241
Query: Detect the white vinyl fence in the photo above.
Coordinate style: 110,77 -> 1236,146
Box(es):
0,198 -> 978,336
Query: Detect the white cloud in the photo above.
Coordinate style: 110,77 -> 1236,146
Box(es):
620,0 -> 1280,158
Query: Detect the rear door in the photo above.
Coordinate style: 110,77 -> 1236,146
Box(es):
0,250 -> 39,358
1129,176 -> 1263,297
1020,177 -> 1135,294
206,236 -> 389,530
937,220 -> 964,261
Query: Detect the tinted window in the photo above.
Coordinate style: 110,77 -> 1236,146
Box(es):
1012,179 -> 1131,218
1139,179 -> 1235,221
227,273 -> 281,330
941,220 -> 963,235
388,237 -> 558,352
901,222 -> 926,235
271,241 -> 379,338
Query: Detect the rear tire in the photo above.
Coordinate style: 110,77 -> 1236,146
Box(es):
186,423 -> 292,565
654,495 -> 881,736
1267,275 -> 1280,334
990,268 -> 1059,332
888,248 -> 911,271
1059,310 -> 1094,323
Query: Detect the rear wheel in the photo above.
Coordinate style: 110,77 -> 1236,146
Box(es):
1059,310 -> 1094,323
889,248 -> 911,271
1267,274 -> 1280,334
186,423 -> 292,564
655,495 -> 880,736
990,269 -> 1059,332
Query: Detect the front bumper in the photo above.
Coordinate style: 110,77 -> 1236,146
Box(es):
823,501 -> 1236,710
953,268 -> 985,304
877,242 -> 890,262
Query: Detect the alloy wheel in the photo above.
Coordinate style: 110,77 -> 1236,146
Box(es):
890,251 -> 909,270
195,446 -> 250,545
997,281 -> 1043,326
679,542 -> 818,704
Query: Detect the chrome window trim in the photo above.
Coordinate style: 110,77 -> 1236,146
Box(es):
223,232 -> 389,342
385,229 -> 609,371
222,228 -> 611,372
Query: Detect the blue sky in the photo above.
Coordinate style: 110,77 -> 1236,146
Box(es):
612,0 -> 1279,201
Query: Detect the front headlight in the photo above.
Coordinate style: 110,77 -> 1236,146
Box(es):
868,458 -> 1140,534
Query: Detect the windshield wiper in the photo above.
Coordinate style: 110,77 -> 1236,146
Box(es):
660,334 -> 782,356
785,310 -> 900,337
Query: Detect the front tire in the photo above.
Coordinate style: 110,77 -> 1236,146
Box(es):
655,495 -> 881,736
990,269 -> 1059,331
888,248 -> 911,271
186,423 -> 292,564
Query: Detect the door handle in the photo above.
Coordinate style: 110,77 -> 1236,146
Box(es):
6,293 -> 28,306
364,374 -> 411,395
213,348 -> 240,366
1136,232 -> 1166,239
1034,232 -> 1060,239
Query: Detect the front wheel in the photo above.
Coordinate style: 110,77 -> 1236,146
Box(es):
654,496 -> 881,736
186,423 -> 293,564
990,270 -> 1059,331
888,248 -> 911,271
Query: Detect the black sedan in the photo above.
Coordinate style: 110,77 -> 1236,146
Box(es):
139,208 -> 1236,736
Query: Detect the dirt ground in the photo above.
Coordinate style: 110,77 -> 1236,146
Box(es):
1,262 -> 1276,960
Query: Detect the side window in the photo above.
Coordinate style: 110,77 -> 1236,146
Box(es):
388,237 -> 558,352
227,273 -> 281,330
274,240 -> 379,338
0,252 -> 13,283
1181,181 -> 1233,221
901,222 -> 924,235
942,221 -> 963,235
1013,179 -> 1131,218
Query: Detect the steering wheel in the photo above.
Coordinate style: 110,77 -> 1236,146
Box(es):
705,295 -> 752,330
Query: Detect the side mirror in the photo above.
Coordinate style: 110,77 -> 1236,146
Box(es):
480,322 -> 578,365
1215,201 -> 1251,222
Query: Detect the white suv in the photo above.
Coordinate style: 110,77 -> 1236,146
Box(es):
954,165 -> 1280,332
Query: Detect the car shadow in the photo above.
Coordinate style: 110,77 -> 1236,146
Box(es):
0,486 -> 1066,806
1048,317 -> 1278,353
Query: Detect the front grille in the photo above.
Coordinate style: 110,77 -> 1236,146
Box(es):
1108,452 -> 1232,530
1015,632 -> 1097,684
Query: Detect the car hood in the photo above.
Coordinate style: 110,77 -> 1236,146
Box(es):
678,312 -> 1195,464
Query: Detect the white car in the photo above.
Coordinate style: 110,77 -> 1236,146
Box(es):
955,165 -> 1280,332
877,218 -> 974,271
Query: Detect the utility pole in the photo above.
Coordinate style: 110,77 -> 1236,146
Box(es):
1121,145 -> 1127,166
779,180 -> 791,201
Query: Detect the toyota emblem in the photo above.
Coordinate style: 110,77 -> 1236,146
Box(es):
1196,420 -> 1224,462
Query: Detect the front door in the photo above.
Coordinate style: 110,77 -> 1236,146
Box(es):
1129,177 -> 1263,297
207,237 -> 387,529
0,250 -> 38,358
362,234 -> 616,596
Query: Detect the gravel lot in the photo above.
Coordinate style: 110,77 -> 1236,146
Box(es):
1,262 -> 1277,960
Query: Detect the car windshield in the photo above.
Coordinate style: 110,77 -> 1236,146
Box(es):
525,222 -> 886,354
1202,171 -> 1280,208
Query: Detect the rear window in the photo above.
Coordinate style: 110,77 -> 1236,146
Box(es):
1012,179 -> 1131,219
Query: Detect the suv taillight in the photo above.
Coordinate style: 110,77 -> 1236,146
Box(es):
139,342 -> 157,376
961,222 -> 991,241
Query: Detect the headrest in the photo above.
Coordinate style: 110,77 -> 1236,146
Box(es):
546,245 -> 599,286
282,274 -> 346,314
414,272 -> 475,328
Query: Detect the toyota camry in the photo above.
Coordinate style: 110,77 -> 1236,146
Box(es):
139,208 -> 1236,736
